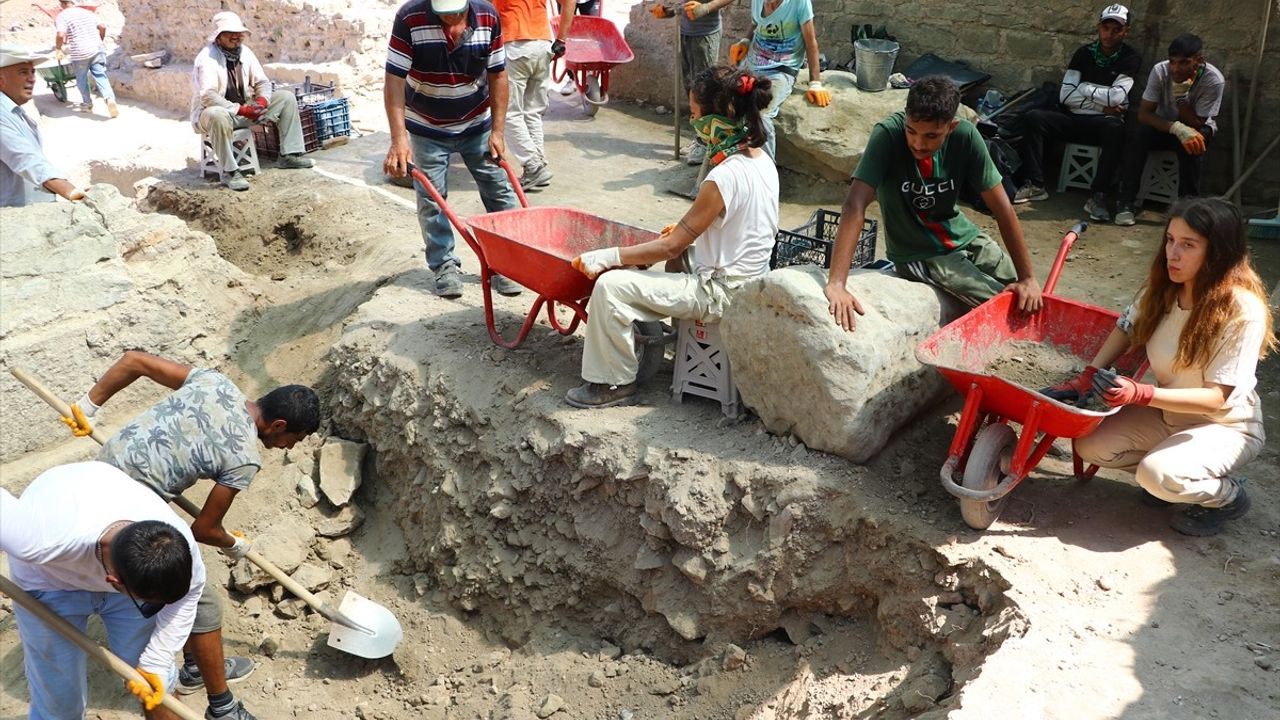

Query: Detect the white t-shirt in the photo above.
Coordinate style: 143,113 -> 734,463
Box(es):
1120,289 -> 1267,426
0,461 -> 205,678
695,151 -> 779,279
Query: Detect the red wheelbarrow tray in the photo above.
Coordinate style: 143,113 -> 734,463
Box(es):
552,15 -> 635,70
915,291 -> 1147,440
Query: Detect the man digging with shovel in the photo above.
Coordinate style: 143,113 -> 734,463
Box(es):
60,350 -> 321,720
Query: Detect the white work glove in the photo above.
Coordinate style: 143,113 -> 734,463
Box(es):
571,247 -> 622,279
1171,77 -> 1194,104
1168,120 -> 1206,155
75,392 -> 100,418
220,532 -> 251,560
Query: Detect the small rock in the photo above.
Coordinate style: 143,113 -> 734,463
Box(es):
722,644 -> 747,671
274,598 -> 306,619
1095,576 -> 1112,592
654,105 -> 670,115
649,676 -> 680,695
317,438 -> 367,506
536,693 -> 563,718
355,703 -> 371,720
317,505 -> 365,538
294,467 -> 320,509
618,711 -> 635,720
243,595 -> 266,618
588,670 -> 605,687
290,562 -> 334,592
258,634 -> 279,657
1256,657 -> 1273,671
599,641 -> 622,660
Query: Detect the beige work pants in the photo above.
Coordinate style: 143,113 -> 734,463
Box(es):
197,89 -> 306,169
1075,405 -> 1264,507
581,269 -> 734,386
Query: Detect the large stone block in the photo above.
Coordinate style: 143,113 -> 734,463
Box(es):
720,266 -> 964,463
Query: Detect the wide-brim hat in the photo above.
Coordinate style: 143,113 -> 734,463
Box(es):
0,43 -> 52,68
209,11 -> 250,42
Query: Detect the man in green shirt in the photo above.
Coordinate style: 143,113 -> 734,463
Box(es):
823,76 -> 1042,331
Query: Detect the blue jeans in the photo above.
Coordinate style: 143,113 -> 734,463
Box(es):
410,130 -> 517,271
755,69 -> 796,160
71,51 -> 115,105
13,590 -> 157,719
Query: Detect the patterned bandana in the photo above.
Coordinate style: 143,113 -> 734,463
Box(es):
1087,39 -> 1123,68
690,114 -> 750,167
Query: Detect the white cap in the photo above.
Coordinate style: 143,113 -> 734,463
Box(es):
208,11 -> 250,42
0,43 -> 52,68
431,0 -> 468,15
1099,4 -> 1130,25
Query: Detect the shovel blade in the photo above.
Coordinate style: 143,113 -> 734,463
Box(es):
326,590 -> 403,659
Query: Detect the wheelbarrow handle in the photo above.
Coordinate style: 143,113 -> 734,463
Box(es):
7,368 -> 377,636
0,574 -> 205,720
1044,221 -> 1088,296
404,159 -> 528,210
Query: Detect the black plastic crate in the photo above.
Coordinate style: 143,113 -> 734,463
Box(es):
278,77 -> 337,106
311,98 -> 351,142
770,209 -> 877,270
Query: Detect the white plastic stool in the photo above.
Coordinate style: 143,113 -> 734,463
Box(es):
671,318 -> 740,417
200,127 -> 260,180
1057,143 -> 1101,193
1137,150 -> 1179,206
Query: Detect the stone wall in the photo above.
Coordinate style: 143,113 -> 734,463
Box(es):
612,0 -> 1279,203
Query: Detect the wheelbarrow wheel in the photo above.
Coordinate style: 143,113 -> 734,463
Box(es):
51,82 -> 67,103
959,423 -> 1016,530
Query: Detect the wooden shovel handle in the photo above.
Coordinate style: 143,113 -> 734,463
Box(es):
0,574 -> 205,720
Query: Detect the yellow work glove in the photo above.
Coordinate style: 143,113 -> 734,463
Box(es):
806,81 -> 832,107
59,404 -> 94,438
125,668 -> 164,711
1169,121 -> 1206,156
728,39 -> 750,65
649,3 -> 675,18
683,1 -> 709,20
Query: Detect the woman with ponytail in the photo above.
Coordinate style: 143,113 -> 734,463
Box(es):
1060,197 -> 1275,535
565,66 -> 778,408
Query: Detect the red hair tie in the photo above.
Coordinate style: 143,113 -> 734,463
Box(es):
738,74 -> 755,95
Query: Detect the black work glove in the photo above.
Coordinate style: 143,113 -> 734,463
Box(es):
551,39 -> 566,59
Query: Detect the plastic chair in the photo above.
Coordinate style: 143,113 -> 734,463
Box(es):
1136,150 -> 1179,206
1057,143 -> 1101,193
671,318 -> 740,417
200,127 -> 260,180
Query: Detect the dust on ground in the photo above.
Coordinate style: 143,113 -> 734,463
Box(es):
1,62 -> 1279,720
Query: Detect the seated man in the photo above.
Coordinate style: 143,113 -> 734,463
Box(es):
824,76 -> 1042,331
1,461 -> 204,720
0,43 -> 85,206
1013,4 -> 1140,222
1114,33 -> 1223,226
191,11 -> 314,191
62,350 -> 321,720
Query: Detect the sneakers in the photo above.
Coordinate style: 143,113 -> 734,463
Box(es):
1013,182 -> 1048,204
1169,482 -> 1251,536
565,382 -> 638,409
1113,201 -> 1137,226
276,154 -> 314,170
558,78 -> 577,96
223,172 -> 250,192
519,162 -> 553,190
177,656 -> 256,695
205,700 -> 257,720
490,274 -> 523,296
685,140 -> 707,166
1084,193 -> 1111,222
107,100 -> 118,118
76,103 -> 92,113
433,261 -> 463,298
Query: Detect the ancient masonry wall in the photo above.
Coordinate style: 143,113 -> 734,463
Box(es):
612,0 -> 1279,202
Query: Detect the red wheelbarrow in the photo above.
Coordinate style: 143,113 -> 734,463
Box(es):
915,223 -> 1148,530
551,15 -> 634,116
407,161 -> 657,349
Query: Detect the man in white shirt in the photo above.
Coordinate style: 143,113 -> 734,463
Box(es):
191,11 -> 313,191
54,0 -> 118,118
1,461 -> 205,720
0,43 -> 85,206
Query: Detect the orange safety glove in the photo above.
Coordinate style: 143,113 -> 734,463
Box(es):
683,1 -> 709,19
125,668 -> 164,711
805,81 -> 832,107
59,404 -> 93,438
660,223 -> 677,235
650,3 -> 675,18
728,39 -> 750,65
1169,121 -> 1206,156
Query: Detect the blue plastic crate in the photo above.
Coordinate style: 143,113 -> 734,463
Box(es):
312,98 -> 351,142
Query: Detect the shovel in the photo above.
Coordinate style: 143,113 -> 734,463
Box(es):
0,574 -> 205,720
9,367 -> 403,660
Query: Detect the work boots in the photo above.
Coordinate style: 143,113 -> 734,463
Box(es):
1169,481 -> 1251,536
565,382 -> 638,408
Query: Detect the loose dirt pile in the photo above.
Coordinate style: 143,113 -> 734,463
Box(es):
983,340 -> 1084,391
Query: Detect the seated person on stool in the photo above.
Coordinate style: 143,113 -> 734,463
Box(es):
1114,33 -> 1223,226
1051,197 -> 1273,536
191,11 -> 314,192
565,66 -> 778,409
1013,3 -> 1140,222
823,77 -> 1043,332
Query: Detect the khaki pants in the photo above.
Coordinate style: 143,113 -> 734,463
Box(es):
1075,405 -> 1264,507
896,232 -> 1017,308
505,44 -> 551,169
581,269 -> 734,385
197,89 -> 306,168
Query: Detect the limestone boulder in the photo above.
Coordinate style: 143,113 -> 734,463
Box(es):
318,438 -> 367,506
720,266 -> 963,463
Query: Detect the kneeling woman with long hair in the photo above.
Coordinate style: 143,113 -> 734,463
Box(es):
565,66 -> 778,408
1066,197 -> 1275,535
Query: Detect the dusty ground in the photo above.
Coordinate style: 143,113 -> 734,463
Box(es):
2,50 -> 1279,720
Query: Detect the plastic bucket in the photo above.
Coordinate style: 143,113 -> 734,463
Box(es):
854,39 -> 900,92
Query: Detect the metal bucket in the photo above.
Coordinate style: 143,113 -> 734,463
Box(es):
854,39 -> 900,92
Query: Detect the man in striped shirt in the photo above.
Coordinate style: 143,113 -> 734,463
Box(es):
54,0 -> 117,118
383,0 -> 524,299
